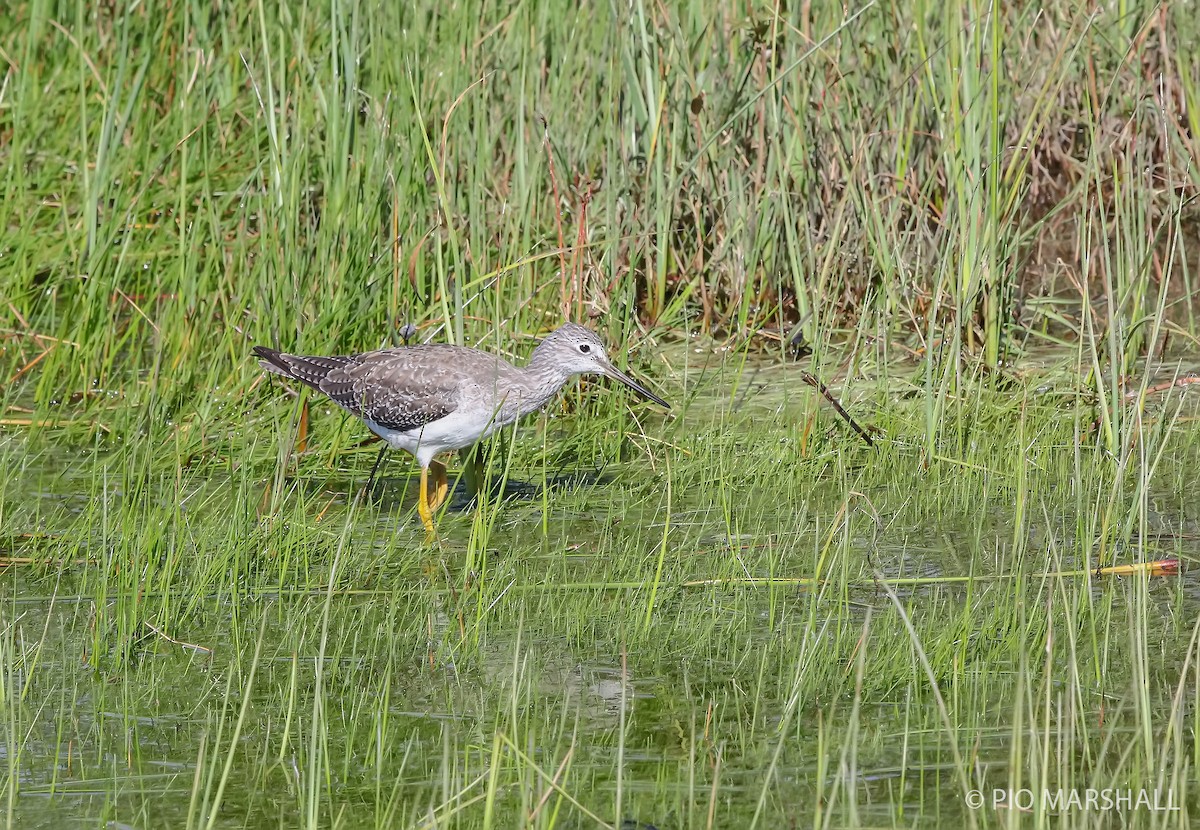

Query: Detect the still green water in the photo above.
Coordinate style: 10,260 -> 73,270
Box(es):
3,355 -> 1199,828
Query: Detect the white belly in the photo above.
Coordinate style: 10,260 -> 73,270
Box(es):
366,405 -> 508,468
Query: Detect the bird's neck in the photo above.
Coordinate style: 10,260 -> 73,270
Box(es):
516,354 -> 574,415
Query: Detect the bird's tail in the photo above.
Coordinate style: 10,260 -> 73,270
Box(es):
252,346 -> 355,391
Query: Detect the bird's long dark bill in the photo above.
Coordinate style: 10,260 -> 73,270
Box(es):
603,365 -> 669,409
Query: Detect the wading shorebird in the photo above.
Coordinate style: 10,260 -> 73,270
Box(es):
253,322 -> 668,535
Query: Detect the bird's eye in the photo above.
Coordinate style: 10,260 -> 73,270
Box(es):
579,344 -> 591,354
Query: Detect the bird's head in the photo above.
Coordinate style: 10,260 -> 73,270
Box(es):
531,322 -> 668,408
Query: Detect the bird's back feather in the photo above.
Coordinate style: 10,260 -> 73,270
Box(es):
253,344 -> 521,434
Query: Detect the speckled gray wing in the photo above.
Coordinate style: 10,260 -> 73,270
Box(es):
318,351 -> 460,433
254,345 -> 459,433
251,342 -> 524,434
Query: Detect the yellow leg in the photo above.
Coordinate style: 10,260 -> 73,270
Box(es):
429,459 -> 450,512
417,465 -> 437,537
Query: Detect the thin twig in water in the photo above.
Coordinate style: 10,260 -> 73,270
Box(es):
801,371 -> 875,446
144,621 -> 213,655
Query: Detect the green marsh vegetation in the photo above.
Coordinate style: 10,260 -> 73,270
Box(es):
2,0 -> 1200,827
